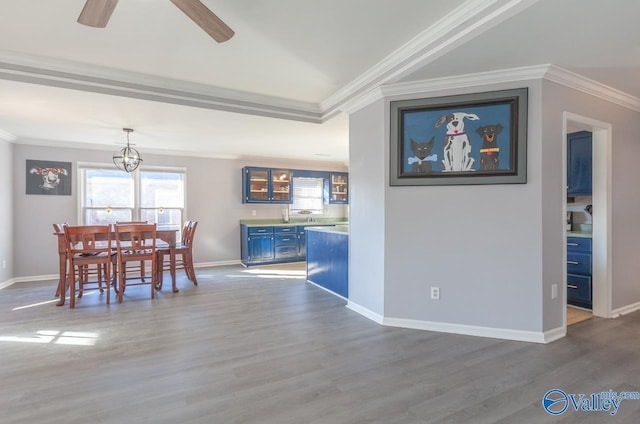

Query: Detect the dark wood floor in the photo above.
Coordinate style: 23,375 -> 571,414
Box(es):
1,263 -> 639,423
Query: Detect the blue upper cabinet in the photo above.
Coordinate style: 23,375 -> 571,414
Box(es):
243,167 -> 292,203
270,169 -> 293,203
329,172 -> 348,204
567,131 -> 592,196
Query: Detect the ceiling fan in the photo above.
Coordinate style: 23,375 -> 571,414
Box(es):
77,0 -> 234,43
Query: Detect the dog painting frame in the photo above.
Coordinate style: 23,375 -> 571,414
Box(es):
390,88 -> 527,186
26,159 -> 72,195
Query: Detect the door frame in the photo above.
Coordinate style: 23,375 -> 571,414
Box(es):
562,112 -> 612,324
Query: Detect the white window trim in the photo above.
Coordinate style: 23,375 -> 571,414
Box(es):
289,176 -> 325,216
77,162 -> 187,225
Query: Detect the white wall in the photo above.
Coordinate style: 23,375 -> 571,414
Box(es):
12,142 -> 347,279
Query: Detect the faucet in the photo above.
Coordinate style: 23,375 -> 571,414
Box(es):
307,216 -> 314,223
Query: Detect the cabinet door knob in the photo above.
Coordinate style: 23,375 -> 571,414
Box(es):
567,260 -> 579,265
567,284 -> 578,289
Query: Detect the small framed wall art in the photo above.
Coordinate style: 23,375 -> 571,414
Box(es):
26,160 -> 72,195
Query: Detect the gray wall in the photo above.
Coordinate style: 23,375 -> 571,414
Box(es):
11,142 -> 347,280
0,139 -> 13,283
540,80 -> 640,313
349,76 -> 640,336
384,80 -> 546,332
349,101 -> 386,316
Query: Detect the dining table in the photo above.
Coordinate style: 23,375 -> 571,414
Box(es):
53,227 -> 179,306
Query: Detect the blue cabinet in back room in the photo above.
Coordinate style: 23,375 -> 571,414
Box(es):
567,131 -> 592,196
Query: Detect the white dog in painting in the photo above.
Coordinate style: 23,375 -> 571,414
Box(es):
435,112 -> 479,172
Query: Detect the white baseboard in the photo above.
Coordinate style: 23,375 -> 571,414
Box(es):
383,317 -> 552,343
194,260 -> 242,268
346,300 -> 384,324
346,302 -> 562,344
543,326 -> 566,343
0,278 -> 19,290
611,301 -> 640,318
2,260 -> 242,289
9,274 -> 58,286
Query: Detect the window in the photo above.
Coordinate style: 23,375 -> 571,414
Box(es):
290,177 -> 324,215
79,164 -> 186,232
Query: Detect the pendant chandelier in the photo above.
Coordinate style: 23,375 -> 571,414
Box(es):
113,128 -> 143,173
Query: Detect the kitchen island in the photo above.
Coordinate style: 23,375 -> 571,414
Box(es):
306,225 -> 348,299
240,218 -> 347,266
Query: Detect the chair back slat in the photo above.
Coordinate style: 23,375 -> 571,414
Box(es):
184,221 -> 198,248
64,225 -> 112,256
53,223 -> 69,254
115,223 -> 157,253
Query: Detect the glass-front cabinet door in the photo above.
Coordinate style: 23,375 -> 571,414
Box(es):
329,172 -> 348,204
270,169 -> 292,203
244,167 -> 270,203
243,167 -> 293,203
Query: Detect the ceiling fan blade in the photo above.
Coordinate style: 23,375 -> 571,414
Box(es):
77,0 -> 119,28
170,0 -> 234,43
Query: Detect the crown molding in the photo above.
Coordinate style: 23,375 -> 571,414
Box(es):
544,65 -> 640,113
339,65 -> 549,114
339,64 -> 640,115
381,64 -> 550,98
0,50 -> 323,123
321,0 -> 542,114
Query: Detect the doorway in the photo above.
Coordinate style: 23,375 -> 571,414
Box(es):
563,112 -> 612,328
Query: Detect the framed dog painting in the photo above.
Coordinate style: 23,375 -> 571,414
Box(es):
390,88 -> 527,186
26,160 -> 72,195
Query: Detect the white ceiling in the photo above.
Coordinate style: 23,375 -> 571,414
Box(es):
0,0 -> 638,164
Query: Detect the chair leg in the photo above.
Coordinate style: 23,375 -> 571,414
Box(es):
150,260 -> 156,300
105,263 -> 110,305
97,265 -> 104,293
155,252 -> 164,291
118,263 -> 125,303
78,266 -> 85,298
70,267 -> 77,309
186,252 -> 197,285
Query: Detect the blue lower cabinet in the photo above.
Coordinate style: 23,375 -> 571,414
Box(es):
567,236 -> 592,309
566,252 -> 591,275
306,228 -> 348,298
241,226 -> 274,265
567,273 -> 592,308
274,232 -> 298,260
241,224 -> 310,266
248,235 -> 274,262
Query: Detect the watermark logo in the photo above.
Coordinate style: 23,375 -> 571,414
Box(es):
542,389 -> 569,415
542,389 -> 640,416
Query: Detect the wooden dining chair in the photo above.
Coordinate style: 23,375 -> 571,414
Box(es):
114,223 -> 157,302
156,220 -> 198,290
115,221 -> 149,282
64,225 -> 114,309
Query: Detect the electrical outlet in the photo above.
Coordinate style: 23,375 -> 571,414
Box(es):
430,287 -> 440,300
551,284 -> 558,299
251,210 -> 257,217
